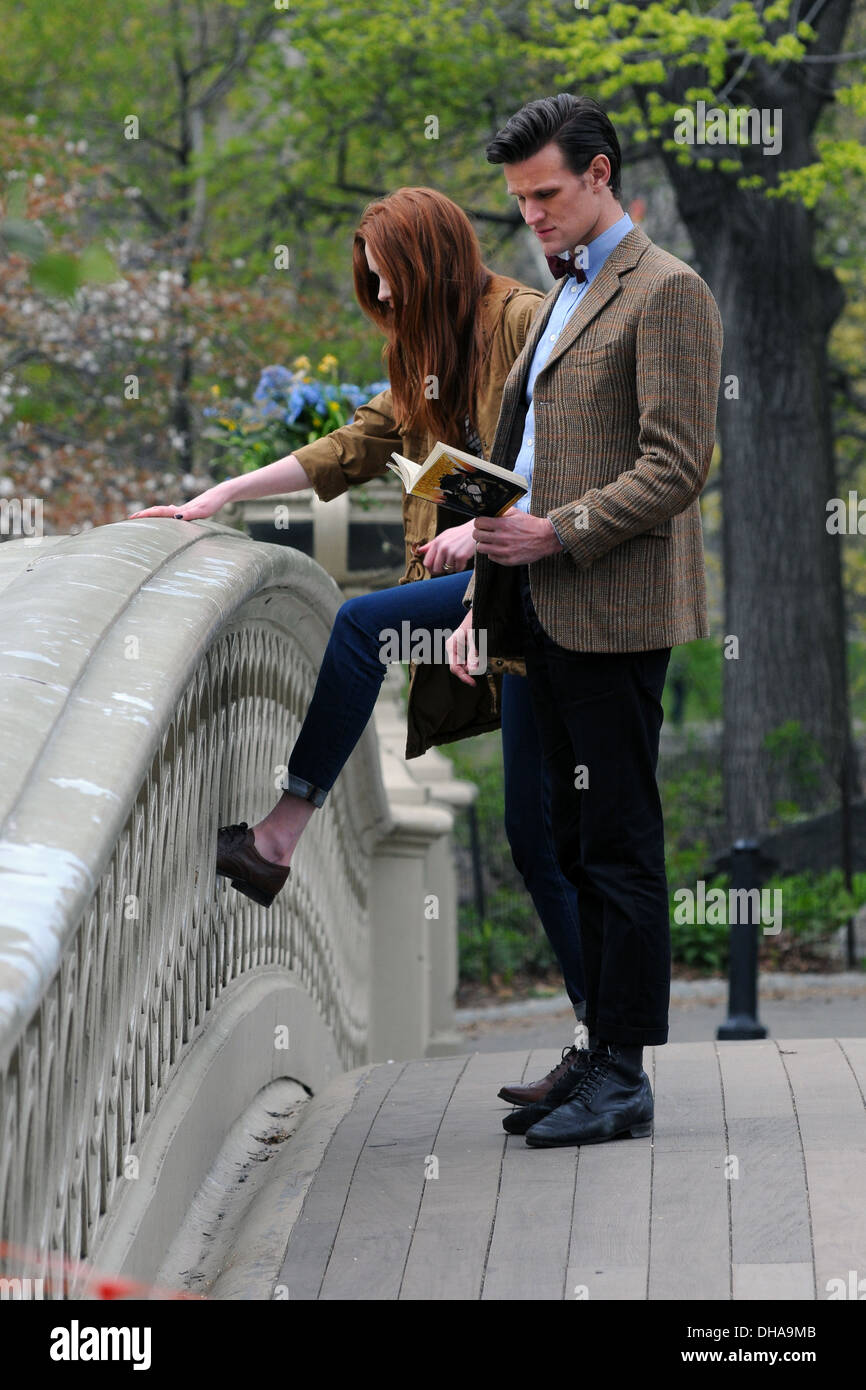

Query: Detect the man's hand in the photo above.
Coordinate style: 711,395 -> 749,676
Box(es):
415,520 -> 476,575
473,509 -> 563,565
445,610 -> 483,687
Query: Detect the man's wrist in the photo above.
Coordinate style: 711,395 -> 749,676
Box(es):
547,516 -> 567,552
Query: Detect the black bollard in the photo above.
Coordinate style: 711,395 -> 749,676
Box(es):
717,839 -> 770,1041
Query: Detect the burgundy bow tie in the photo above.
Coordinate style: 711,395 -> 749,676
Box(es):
545,254 -> 587,282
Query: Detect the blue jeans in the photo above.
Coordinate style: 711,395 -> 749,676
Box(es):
287,573 -> 585,1015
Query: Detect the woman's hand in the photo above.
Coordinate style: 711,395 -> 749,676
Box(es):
415,520 -> 476,575
128,482 -> 232,521
128,454 -> 313,520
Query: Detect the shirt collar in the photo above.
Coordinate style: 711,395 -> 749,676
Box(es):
553,211 -> 634,286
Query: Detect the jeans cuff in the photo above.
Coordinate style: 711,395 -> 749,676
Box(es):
283,772 -> 327,808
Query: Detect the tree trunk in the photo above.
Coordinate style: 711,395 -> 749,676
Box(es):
645,0 -> 857,840
699,195 -> 849,837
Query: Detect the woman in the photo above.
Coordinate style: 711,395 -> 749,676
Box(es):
130,188 -> 585,1031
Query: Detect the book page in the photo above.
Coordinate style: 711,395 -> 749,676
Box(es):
411,452 -> 526,517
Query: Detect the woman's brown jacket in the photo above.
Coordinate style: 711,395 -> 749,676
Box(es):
293,273 -> 543,758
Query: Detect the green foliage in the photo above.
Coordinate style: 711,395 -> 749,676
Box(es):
847,639 -> 866,722
449,721 -> 866,979
763,719 -> 826,820
459,891 -> 557,986
663,638 -> 723,724
446,735 -> 559,986
669,878 -> 731,972
766,868 -> 866,942
1,174 -> 118,298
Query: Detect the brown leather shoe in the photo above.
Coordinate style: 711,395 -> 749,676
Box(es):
216,821 -> 290,908
498,1045 -> 580,1106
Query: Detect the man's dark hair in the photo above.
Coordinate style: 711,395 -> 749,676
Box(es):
486,94 -> 622,200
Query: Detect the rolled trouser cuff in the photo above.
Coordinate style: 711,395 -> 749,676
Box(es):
283,772 -> 327,807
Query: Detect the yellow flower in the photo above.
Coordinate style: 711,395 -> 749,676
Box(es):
217,417 -> 236,430
292,355 -> 311,371
210,384 -> 221,397
318,353 -> 338,373
328,400 -> 340,413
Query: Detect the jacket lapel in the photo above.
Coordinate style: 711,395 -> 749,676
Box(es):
488,226 -> 651,466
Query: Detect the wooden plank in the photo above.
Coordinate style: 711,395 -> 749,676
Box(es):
568,1267 -> 647,1301
277,1061 -> 407,1300
780,1038 -> 866,1147
318,1056 -> 468,1300
780,1039 -> 866,1298
716,1040 -> 797,1118
838,1037 -> 866,1098
652,1040 -> 728,1153
649,1042 -> 730,1299
399,1051 -> 526,1301
733,1263 -> 813,1300
276,1037 -> 864,1302
724,1117 -> 812,1267
717,1042 -> 812,1268
482,1047 -> 578,1300
567,1135 -> 652,1301
482,1138 -> 577,1300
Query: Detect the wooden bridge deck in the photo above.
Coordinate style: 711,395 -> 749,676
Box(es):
275,1039 -> 866,1301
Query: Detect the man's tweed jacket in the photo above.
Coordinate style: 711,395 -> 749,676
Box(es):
465,223 -> 723,655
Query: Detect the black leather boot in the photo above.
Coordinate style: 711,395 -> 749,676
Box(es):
525,1040 -> 652,1147
502,1036 -> 598,1136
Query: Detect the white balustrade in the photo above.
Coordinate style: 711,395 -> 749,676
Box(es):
0,519 -> 463,1295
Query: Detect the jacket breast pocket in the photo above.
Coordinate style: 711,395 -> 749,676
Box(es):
558,340 -> 633,408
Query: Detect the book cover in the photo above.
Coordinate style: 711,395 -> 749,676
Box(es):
402,449 -> 526,518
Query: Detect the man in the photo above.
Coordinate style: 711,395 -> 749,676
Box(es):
447,94 -> 722,1146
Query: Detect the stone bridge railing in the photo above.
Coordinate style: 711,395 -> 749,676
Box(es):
0,520 -> 464,1296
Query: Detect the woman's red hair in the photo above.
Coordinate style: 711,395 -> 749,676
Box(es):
353,188 -> 491,446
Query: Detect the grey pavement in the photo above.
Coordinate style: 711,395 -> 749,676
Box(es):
457,972 -> 866,1052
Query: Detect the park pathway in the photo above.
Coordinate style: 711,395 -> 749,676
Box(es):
272,1039 -> 866,1301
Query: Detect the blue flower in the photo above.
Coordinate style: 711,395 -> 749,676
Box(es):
284,385 -> 307,424
299,382 -> 326,412
254,364 -> 294,403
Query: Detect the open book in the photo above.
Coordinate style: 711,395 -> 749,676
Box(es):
386,441 -> 528,518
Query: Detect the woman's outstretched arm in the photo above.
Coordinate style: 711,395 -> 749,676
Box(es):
128,452 -> 313,520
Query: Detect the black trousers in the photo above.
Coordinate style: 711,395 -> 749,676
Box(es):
515,568 -> 672,1046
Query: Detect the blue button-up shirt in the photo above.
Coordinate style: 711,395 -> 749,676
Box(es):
513,212 -> 634,514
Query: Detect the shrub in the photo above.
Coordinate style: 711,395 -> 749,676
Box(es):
202,356 -> 389,480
